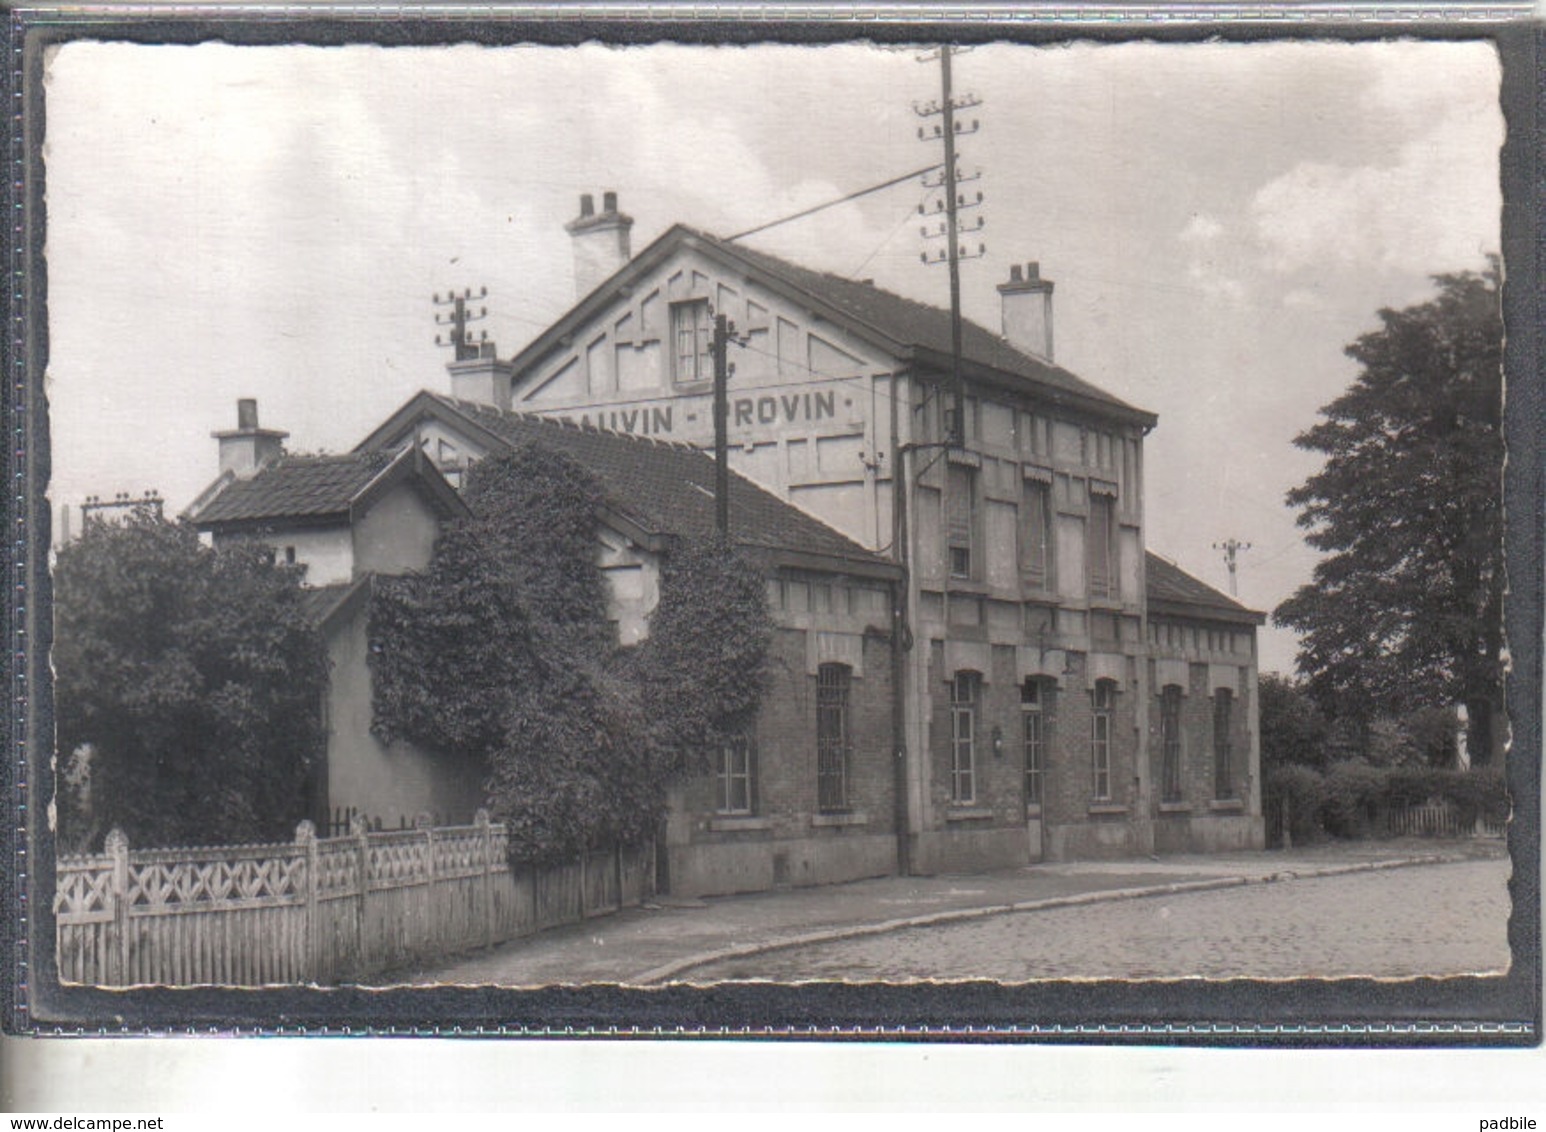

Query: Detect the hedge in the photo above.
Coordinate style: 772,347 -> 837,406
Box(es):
1263,762 -> 1509,844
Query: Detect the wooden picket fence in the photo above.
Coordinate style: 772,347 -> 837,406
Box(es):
53,812 -> 655,987
1385,800 -> 1507,840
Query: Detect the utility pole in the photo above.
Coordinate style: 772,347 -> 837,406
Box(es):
1213,538 -> 1252,596
915,46 -> 984,447
710,309 -> 744,537
713,312 -> 731,536
434,286 -> 489,360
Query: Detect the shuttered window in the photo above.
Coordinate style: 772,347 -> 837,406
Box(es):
1022,477 -> 1051,583
1088,492 -> 1115,599
947,464 -> 976,579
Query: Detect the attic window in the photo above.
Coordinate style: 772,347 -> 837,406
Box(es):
670,299 -> 712,386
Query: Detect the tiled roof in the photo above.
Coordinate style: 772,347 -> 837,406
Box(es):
194,453 -> 394,525
296,578 -> 366,627
430,394 -> 888,569
685,228 -> 1153,422
1145,551 -> 1264,624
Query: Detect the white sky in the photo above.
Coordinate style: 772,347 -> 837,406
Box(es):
42,39 -> 1503,675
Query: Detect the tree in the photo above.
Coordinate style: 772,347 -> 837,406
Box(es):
1257,673 -> 1330,773
1274,263 -> 1504,765
53,509 -> 327,851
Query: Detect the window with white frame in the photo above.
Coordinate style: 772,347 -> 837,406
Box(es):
951,671 -> 980,803
1214,688 -> 1235,799
816,663 -> 852,813
1022,678 -> 1048,808
1160,684 -> 1184,803
1091,679 -> 1115,800
670,299 -> 712,386
716,729 -> 756,815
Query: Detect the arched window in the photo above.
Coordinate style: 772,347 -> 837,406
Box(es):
1021,678 -> 1051,808
951,671 -> 981,803
816,663 -> 852,814
1214,688 -> 1235,800
1090,679 -> 1116,800
1160,684 -> 1184,803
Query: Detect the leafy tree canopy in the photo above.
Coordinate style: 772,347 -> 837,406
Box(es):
53,510 -> 327,851
1274,262 -> 1504,763
1258,673 -> 1331,773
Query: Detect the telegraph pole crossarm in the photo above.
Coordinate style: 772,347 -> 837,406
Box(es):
914,46 -> 985,448
80,490 -> 164,524
434,286 -> 490,361
1213,538 -> 1252,596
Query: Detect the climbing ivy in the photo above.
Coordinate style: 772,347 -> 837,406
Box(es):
632,534 -> 775,778
368,445 -> 772,865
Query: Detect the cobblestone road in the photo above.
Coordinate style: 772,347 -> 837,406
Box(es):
686,857 -> 1512,982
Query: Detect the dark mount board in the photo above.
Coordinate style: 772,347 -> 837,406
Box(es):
3,6 -> 1539,1049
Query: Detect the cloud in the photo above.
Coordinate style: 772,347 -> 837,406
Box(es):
1179,213 -> 1224,244
1281,287 -> 1326,310
1249,54 -> 1501,276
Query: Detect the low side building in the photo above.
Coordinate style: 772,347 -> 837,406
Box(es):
1145,552 -> 1266,854
186,400 -> 481,833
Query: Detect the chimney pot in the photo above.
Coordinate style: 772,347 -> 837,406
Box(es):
214,400 -> 287,479
565,189 -> 635,300
997,259 -> 1055,362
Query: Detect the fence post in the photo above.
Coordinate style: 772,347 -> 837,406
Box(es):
475,809 -> 494,950
352,816 -> 370,977
295,820 -> 318,982
105,828 -> 129,986
416,812 -> 436,957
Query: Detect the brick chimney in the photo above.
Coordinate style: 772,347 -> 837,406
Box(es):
565,190 -> 634,300
446,339 -> 514,412
998,261 -> 1055,363
212,399 -> 287,479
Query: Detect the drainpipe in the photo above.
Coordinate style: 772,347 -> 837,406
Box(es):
889,369 -> 912,877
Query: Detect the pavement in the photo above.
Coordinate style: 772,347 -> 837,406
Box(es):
392,836 -> 1508,988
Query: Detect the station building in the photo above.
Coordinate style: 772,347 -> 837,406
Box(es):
375,193 -> 1266,878
189,191 -> 1266,896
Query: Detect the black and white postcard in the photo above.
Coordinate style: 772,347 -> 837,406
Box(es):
9,13 -> 1539,1067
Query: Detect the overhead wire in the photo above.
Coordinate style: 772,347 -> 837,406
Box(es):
725,165 -> 941,243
